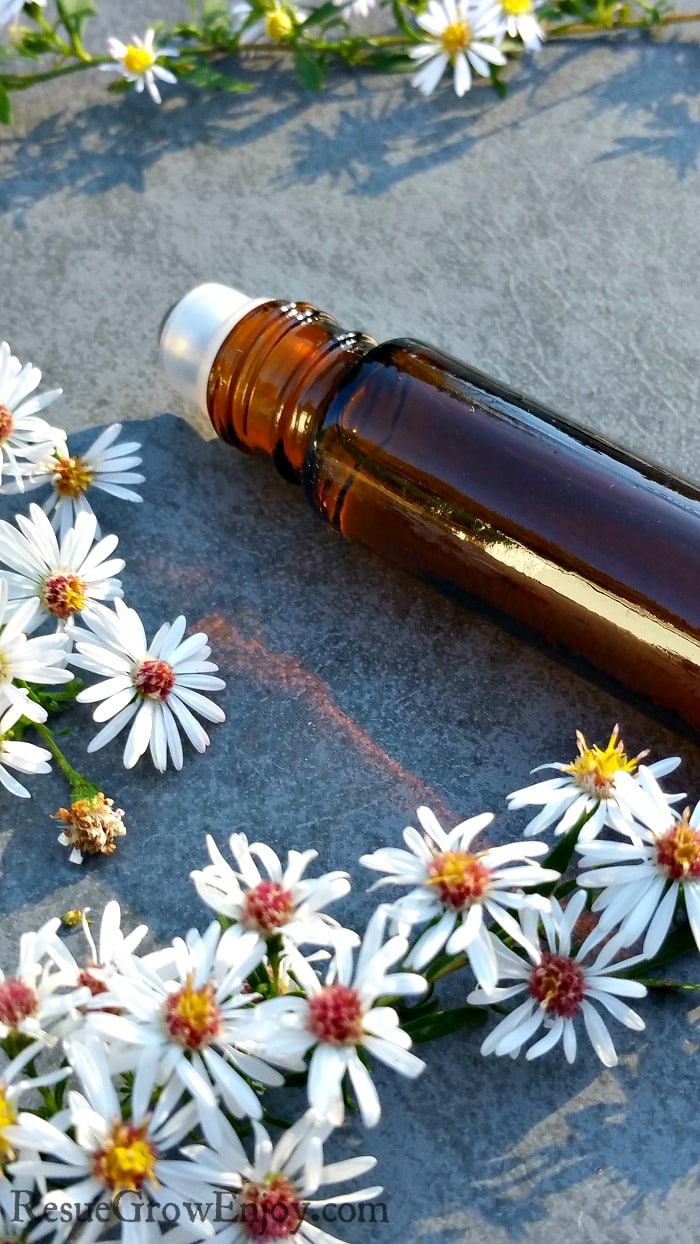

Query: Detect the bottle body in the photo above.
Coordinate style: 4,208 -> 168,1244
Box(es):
305,338 -> 700,730
161,293 -> 700,733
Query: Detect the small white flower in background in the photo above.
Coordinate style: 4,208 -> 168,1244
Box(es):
0,699 -> 52,798
191,832 -> 356,963
361,805 -> 558,989
70,599 -> 226,771
82,922 -> 285,1133
0,918 -> 87,1045
409,0 -> 506,98
231,0 -> 308,43
0,342 -> 63,490
165,1110 -> 382,1244
0,579 -> 72,724
577,767 -> 700,959
8,1037 -> 204,1243
247,905 -> 426,1128
48,902 -> 148,1023
507,724 -> 681,841
0,505 -> 124,636
15,424 -> 144,543
497,0 -> 544,48
100,28 -> 178,104
468,891 -> 647,1067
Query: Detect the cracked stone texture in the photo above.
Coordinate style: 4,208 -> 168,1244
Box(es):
0,3 -> 699,1242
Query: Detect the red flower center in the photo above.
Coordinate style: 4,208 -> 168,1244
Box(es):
41,572 -> 87,619
163,975 -> 222,1050
133,658 -> 176,701
0,977 -> 38,1029
306,983 -> 363,1045
655,810 -> 700,880
240,881 -> 295,936
528,952 -> 586,1019
239,1174 -> 303,1240
0,405 -> 14,442
426,850 -> 491,909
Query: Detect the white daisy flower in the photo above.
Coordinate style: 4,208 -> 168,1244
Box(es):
8,1036 -> 204,1244
507,724 -> 681,841
577,767 -> 700,960
409,0 -> 506,98
71,599 -> 226,771
360,805 -> 558,989
468,891 -> 647,1067
47,901 -> 148,1025
166,1110 -> 381,1244
0,918 -> 87,1046
248,906 -> 426,1128
0,341 -> 63,490
100,28 -> 178,104
497,0 -> 544,48
0,699 -> 52,798
0,505 -> 124,636
0,578 -> 71,724
0,1043 -> 70,1172
191,832 -> 356,963
17,424 -> 144,543
82,921 -> 284,1133
231,1 -> 308,43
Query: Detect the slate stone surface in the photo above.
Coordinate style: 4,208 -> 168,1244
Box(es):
0,3 -> 699,1242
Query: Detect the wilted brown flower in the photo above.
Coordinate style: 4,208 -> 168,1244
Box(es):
52,793 -> 126,865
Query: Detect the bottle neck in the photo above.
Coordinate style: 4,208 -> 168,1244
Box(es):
206,301 -> 376,483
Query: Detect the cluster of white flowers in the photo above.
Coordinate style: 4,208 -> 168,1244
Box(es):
94,0 -> 546,112
0,342 -> 226,805
0,845 -> 397,1244
0,727 -> 698,1242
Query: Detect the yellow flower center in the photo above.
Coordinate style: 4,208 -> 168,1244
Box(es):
426,850 -> 491,909
52,455 -> 94,500
164,975 -> 222,1050
92,1121 -> 158,1195
655,809 -> 700,880
439,20 -> 471,56
0,1089 -> 17,1165
41,573 -> 88,620
502,0 -> 532,13
562,725 -> 641,800
123,45 -> 155,74
265,8 -> 294,39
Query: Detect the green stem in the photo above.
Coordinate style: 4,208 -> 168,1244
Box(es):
634,977 -> 700,990
0,59 -> 104,90
32,721 -> 98,802
548,8 -> 700,33
54,0 -> 92,61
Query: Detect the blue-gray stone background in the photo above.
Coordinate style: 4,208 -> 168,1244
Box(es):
0,1 -> 699,1241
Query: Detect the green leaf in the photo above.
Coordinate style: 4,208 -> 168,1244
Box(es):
179,63 -> 252,92
539,811 -> 593,894
300,0 -> 341,24
359,48 -> 411,73
488,64 -> 508,98
0,83 -> 13,125
202,0 -> 231,24
403,1005 -> 487,1043
294,48 -> 326,91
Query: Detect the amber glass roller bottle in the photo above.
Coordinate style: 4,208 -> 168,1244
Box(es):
160,284 -> 700,733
